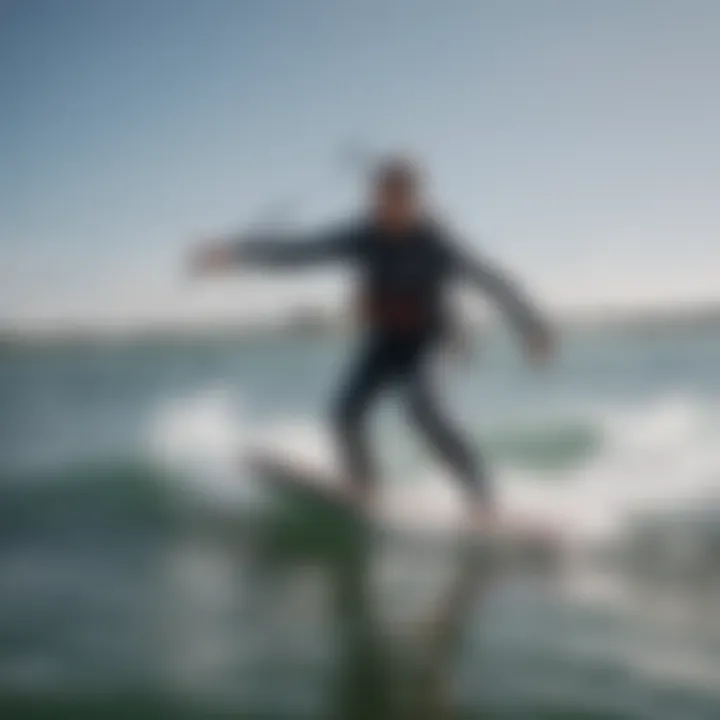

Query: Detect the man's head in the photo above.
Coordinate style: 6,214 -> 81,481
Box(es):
371,156 -> 423,232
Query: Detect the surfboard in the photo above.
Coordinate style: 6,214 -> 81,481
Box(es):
247,451 -> 565,558
248,452 -> 361,516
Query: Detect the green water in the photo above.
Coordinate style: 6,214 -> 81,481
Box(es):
1,323 -> 720,718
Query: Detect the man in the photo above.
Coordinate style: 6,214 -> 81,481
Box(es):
190,158 -> 553,526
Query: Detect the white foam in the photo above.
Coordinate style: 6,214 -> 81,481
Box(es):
502,394 -> 720,541
146,386 -> 720,545
146,384 -> 253,505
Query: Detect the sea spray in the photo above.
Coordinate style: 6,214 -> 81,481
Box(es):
147,384 -> 259,508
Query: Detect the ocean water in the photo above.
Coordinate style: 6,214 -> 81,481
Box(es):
1,322 -> 720,718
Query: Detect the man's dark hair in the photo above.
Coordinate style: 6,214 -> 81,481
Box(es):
374,156 -> 421,194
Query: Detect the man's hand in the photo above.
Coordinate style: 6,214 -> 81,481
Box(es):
187,240 -> 238,277
524,324 -> 555,365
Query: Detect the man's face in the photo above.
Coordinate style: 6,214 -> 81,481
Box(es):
373,177 -> 420,232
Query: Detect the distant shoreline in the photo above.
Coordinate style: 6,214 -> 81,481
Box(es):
2,300 -> 720,349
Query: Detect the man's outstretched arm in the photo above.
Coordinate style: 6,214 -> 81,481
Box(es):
189,223 -> 359,275
449,242 -> 554,361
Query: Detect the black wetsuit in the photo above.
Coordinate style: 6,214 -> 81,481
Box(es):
238,218 -> 546,503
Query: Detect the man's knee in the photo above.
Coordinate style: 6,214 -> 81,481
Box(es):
331,394 -> 364,435
405,382 -> 439,431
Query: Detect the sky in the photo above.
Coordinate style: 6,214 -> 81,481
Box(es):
2,0 -> 720,330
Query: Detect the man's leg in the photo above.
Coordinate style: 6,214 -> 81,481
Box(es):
332,339 -> 394,497
403,359 -> 490,507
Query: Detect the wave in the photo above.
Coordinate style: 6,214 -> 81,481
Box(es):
3,386 -> 720,574
484,421 -> 598,470
0,460 -> 179,539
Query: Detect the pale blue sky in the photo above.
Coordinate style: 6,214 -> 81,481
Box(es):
2,0 -> 720,328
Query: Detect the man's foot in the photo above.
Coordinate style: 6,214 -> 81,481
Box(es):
466,502 -> 500,535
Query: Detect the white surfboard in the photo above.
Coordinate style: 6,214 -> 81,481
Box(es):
247,450 -> 565,557
248,451 -> 359,514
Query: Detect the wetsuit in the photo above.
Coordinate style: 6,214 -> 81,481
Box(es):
237,217 -> 546,503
